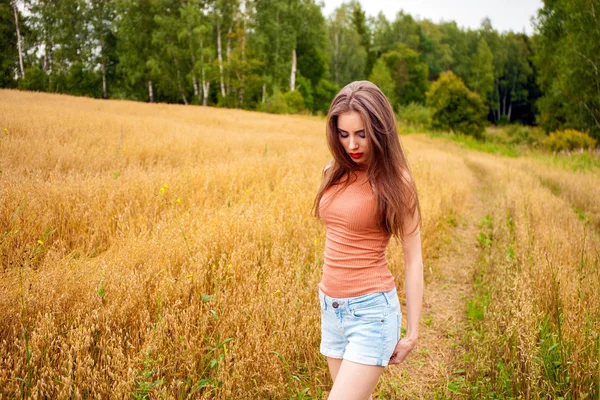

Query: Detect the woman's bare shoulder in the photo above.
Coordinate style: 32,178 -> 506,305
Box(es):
323,160 -> 334,173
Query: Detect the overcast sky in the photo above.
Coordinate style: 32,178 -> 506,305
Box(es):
321,0 -> 543,35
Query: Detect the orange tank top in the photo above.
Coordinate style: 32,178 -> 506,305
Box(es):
318,169 -> 395,297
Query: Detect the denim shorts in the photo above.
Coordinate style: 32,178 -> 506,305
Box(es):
318,287 -> 402,367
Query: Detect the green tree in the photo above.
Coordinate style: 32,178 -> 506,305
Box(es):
371,11 -> 393,57
468,37 -> 494,105
296,0 -> 328,88
418,19 -> 453,80
437,21 -> 477,83
390,11 -> 420,50
0,0 -> 18,87
382,45 -> 429,105
254,0 -> 297,95
496,33 -> 533,124
151,0 -> 192,104
88,0 -> 117,99
179,0 -> 217,106
534,0 -> 600,139
368,57 -> 396,106
349,0 -> 374,77
313,78 -> 339,114
426,71 -> 487,138
328,4 -> 366,87
115,0 -> 161,101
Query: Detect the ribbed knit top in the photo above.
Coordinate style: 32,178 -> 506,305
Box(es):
318,169 -> 395,298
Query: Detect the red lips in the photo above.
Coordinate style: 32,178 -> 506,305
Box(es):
349,153 -> 364,159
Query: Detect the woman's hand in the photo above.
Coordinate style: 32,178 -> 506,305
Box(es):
388,337 -> 417,365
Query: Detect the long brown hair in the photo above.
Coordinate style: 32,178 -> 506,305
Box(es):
312,80 -> 421,241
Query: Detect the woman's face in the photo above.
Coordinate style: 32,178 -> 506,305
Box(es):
337,111 -> 370,165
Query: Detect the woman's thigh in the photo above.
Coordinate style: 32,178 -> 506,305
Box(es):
327,356 -> 343,382
328,359 -> 384,400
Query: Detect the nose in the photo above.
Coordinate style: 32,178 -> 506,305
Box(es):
349,137 -> 359,150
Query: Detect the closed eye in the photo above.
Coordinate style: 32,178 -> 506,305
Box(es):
338,129 -> 365,139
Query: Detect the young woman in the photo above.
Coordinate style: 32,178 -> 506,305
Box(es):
313,81 -> 423,399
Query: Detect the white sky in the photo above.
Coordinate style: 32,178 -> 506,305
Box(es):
321,0 -> 543,35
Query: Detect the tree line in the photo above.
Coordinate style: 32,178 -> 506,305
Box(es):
1,0 -> 599,139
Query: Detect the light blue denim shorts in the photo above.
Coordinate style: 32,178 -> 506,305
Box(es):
318,287 -> 402,367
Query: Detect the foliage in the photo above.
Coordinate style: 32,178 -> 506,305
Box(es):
312,78 -> 339,114
328,4 -> 366,87
0,0 -> 18,88
543,129 -> 597,153
263,88 -> 288,114
468,38 -> 494,102
262,87 -> 306,114
534,0 -> 600,139
349,0 -> 374,77
504,124 -> 545,147
283,90 -> 305,114
426,71 -> 487,138
482,125 -> 546,148
0,0 -> 592,138
296,75 -> 314,111
367,57 -> 395,106
17,65 -> 48,91
382,45 -> 429,105
63,62 -> 101,97
397,102 -> 430,127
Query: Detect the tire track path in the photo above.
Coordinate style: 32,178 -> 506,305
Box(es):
381,150 -> 493,399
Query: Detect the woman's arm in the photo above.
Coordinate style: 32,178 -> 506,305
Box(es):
402,226 -> 423,344
389,174 -> 423,364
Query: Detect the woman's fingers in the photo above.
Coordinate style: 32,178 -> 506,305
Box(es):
388,338 -> 416,365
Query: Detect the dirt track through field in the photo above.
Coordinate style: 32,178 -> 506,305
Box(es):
381,138 -> 493,399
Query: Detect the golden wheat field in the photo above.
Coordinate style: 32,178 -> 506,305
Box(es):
1,90 -> 599,399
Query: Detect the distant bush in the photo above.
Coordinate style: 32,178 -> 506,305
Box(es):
262,89 -> 306,114
65,62 -> 102,97
505,125 -> 546,147
544,129 -> 597,152
497,115 -> 511,126
17,65 -> 49,92
263,89 -> 288,114
397,102 -> 430,127
283,90 -> 306,114
426,71 -> 488,139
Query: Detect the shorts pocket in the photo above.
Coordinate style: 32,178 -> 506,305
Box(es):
350,297 -> 388,321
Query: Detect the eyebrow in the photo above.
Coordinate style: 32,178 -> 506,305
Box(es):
337,128 -> 365,134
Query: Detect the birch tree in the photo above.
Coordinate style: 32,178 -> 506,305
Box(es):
151,0 -> 191,104
115,0 -> 160,101
328,4 -> 365,86
213,0 -> 238,101
11,0 -> 24,78
88,0 -> 115,99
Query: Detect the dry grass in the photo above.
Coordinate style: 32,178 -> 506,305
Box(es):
0,90 -> 466,398
2,90 -> 598,398
459,153 -> 600,398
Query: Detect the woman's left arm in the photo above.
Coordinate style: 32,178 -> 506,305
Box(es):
389,208 -> 423,365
